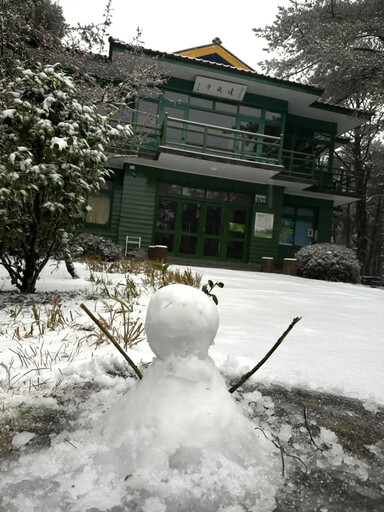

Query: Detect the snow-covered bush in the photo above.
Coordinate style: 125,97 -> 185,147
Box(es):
73,234 -> 123,262
0,62 -> 131,292
295,244 -> 361,283
126,247 -> 147,259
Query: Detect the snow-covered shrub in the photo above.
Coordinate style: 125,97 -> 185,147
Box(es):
74,234 -> 123,262
126,247 -> 147,259
295,244 -> 361,283
0,62 -> 131,292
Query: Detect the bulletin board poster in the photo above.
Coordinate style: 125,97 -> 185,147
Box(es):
254,212 -> 274,239
279,217 -> 295,245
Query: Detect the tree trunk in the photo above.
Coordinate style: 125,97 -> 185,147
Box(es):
366,197 -> 383,276
63,246 -> 80,279
19,258 -> 38,293
353,129 -> 369,274
345,203 -> 353,246
355,198 -> 368,273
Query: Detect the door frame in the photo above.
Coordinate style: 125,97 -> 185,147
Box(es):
154,195 -> 251,262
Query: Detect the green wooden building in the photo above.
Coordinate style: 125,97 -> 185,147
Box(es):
84,38 -> 366,266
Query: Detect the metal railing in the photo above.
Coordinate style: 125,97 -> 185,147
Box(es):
109,119 -> 161,155
315,165 -> 361,195
161,115 -> 283,165
281,150 -> 316,180
280,152 -> 359,195
109,116 -> 358,196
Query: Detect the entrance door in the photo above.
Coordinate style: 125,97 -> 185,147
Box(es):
226,206 -> 248,260
202,204 -> 225,258
178,201 -> 201,256
155,198 -> 249,261
179,202 -> 226,258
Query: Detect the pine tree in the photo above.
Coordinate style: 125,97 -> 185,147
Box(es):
254,0 -> 384,276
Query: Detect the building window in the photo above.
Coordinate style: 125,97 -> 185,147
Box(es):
157,183 -> 251,204
137,99 -> 159,127
279,206 -> 316,247
157,199 -> 177,231
164,91 -> 189,105
182,187 -> 205,198
160,89 -> 283,140
190,96 -> 213,109
86,181 -> 113,226
228,193 -> 251,204
158,183 -> 182,195
207,190 -> 228,201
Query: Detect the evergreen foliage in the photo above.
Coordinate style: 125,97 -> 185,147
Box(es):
73,234 -> 123,262
0,0 -> 66,79
295,244 -> 361,283
0,62 -> 131,292
255,0 -> 384,277
254,0 -> 384,103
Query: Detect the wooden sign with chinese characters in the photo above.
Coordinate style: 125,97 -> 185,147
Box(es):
193,76 -> 247,101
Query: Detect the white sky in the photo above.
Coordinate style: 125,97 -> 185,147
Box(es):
58,0 -> 292,71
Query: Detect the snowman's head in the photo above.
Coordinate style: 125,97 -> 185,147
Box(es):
145,283 -> 219,359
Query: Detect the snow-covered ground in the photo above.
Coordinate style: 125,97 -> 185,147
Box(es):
0,261 -> 383,511
206,266 -> 384,408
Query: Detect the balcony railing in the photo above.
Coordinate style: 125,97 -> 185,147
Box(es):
109,116 -> 358,196
161,115 -> 283,165
281,150 -> 316,180
315,165 -> 361,195
109,120 -> 161,155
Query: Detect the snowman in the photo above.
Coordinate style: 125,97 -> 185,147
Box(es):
97,284 -> 276,509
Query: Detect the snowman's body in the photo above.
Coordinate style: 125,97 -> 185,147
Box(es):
98,284 -> 277,509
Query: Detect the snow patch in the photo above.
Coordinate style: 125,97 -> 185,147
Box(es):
1,108 -> 16,119
12,432 -> 36,448
51,137 -> 68,151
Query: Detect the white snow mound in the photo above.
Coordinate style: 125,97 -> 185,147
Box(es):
0,283 -> 280,511
145,283 -> 219,358
95,284 -> 279,510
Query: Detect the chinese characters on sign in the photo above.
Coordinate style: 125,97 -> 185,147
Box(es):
254,212 -> 274,239
193,76 -> 247,101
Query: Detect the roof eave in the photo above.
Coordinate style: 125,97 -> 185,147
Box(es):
108,37 -> 324,97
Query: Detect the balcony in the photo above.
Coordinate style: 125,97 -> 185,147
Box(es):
315,165 -> 361,196
110,116 -> 358,197
280,152 -> 360,197
160,115 -> 283,166
282,149 -> 315,180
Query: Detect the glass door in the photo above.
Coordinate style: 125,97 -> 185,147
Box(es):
236,117 -> 261,159
202,204 -> 225,258
226,207 -> 249,260
154,196 -> 250,261
179,202 -> 201,256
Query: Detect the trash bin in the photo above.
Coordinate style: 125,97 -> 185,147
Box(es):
261,257 -> 275,273
148,245 -> 168,262
282,258 -> 297,276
